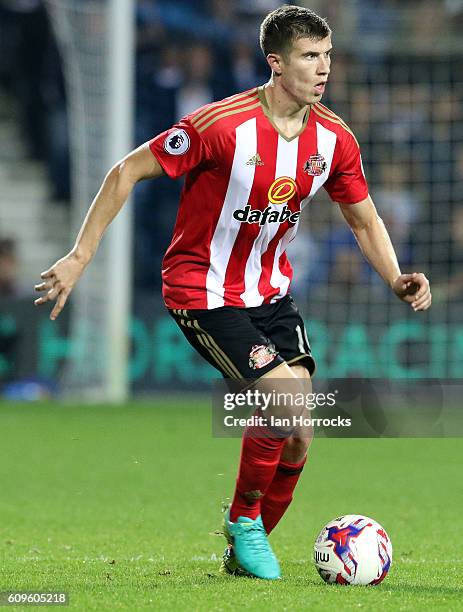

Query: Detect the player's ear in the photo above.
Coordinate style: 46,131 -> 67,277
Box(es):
267,53 -> 282,77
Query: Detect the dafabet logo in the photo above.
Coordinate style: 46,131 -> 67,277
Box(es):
233,176 -> 300,226
267,176 -> 297,204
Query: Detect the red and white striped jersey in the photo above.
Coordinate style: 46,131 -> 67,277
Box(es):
149,86 -> 368,309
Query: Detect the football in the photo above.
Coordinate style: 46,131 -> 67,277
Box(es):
314,514 -> 392,585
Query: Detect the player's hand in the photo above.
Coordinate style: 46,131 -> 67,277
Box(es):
34,252 -> 86,320
391,272 -> 431,311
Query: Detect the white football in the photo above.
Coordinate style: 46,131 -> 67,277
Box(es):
314,514 -> 392,585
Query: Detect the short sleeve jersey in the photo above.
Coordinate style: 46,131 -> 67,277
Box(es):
149,86 -> 368,309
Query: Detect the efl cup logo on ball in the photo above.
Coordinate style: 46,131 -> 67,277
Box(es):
314,514 -> 392,585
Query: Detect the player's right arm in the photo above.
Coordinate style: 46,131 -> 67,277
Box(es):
34,143 -> 164,320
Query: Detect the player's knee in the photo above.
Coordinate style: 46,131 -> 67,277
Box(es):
290,363 -> 312,381
254,372 -> 311,437
282,435 -> 312,463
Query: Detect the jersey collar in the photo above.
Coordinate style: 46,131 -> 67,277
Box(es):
257,85 -> 311,142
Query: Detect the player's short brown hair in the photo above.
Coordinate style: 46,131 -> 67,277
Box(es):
260,5 -> 331,59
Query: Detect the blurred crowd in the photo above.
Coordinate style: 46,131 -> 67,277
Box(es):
0,0 -> 69,201
0,0 -> 462,301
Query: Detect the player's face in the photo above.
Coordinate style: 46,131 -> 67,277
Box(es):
279,36 -> 332,105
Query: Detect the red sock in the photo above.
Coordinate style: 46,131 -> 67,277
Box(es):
229,424 -> 285,522
261,455 -> 307,534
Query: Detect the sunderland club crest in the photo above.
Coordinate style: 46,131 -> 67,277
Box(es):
304,153 -> 327,176
249,344 -> 277,370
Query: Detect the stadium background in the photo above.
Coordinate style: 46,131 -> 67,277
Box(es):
0,3 -> 462,610
1,0 -> 462,399
0,0 -> 462,397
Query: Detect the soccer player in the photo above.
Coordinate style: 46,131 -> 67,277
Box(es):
34,6 -> 431,579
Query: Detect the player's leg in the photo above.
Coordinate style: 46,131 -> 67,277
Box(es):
169,303 -> 313,579
169,306 -> 290,578
261,364 -> 312,535
224,296 -> 316,576
169,307 -> 293,503
224,363 -> 318,573
228,361 -> 310,524
244,295 -> 315,535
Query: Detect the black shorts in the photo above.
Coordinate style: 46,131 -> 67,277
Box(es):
169,294 -> 315,380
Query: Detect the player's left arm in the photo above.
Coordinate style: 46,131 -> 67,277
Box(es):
339,195 -> 432,311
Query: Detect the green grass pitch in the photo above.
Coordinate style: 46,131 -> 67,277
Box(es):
0,398 -> 461,611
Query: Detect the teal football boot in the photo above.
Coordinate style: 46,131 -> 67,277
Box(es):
225,513 -> 281,580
